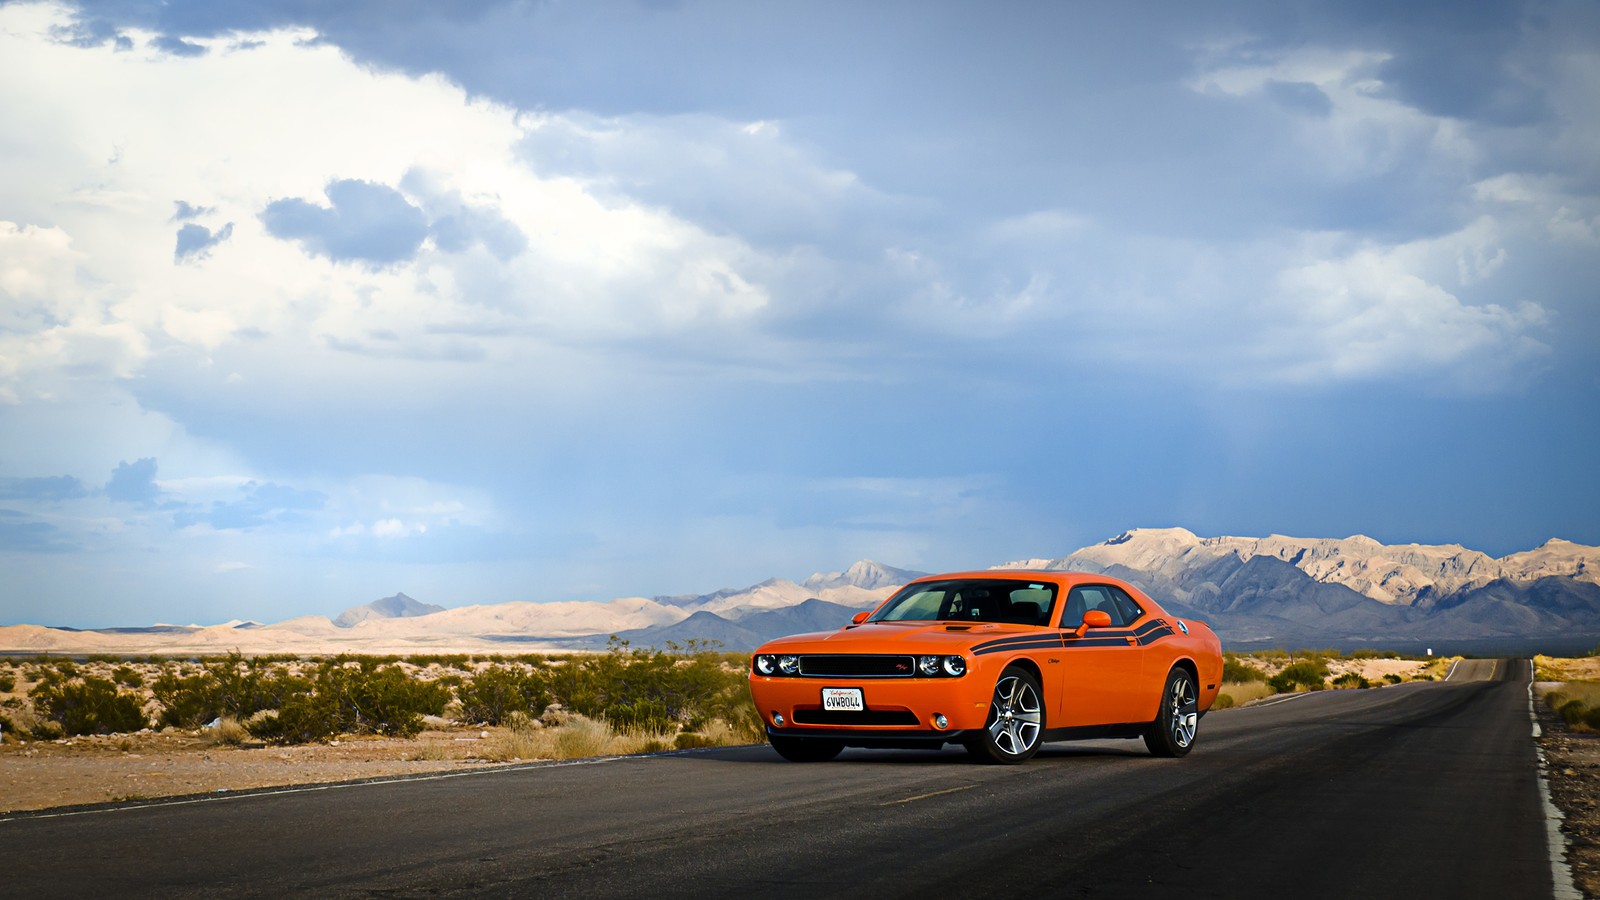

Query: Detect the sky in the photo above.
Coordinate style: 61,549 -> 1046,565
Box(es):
1,0 -> 1597,627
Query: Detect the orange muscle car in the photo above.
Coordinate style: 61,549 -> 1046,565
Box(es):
748,571 -> 1223,763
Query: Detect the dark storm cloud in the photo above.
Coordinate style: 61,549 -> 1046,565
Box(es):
0,511 -> 78,553
260,179 -> 428,266
0,475 -> 89,502
172,200 -> 213,221
174,221 -> 233,262
105,457 -> 160,505
152,33 -> 206,57
172,480 -> 326,530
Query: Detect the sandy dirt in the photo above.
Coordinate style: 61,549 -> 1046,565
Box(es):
0,726 -> 518,814
1538,694 -> 1600,899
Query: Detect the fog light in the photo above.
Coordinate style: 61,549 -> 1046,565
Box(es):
933,714 -> 948,729
772,712 -> 785,727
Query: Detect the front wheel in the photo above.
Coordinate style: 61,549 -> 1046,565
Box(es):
966,666 -> 1044,764
768,734 -> 843,762
1144,666 -> 1199,758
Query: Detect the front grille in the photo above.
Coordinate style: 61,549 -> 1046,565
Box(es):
792,708 -> 922,726
798,655 -> 916,677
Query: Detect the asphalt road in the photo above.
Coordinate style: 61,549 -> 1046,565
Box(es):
1,659 -> 1554,899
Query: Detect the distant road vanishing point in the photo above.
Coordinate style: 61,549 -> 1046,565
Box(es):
1,659 -> 1567,899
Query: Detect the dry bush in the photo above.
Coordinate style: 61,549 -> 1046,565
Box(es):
1217,680 -> 1275,707
480,713 -> 673,762
203,717 -> 251,746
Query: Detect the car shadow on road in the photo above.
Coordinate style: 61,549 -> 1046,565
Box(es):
665,740 -> 1149,765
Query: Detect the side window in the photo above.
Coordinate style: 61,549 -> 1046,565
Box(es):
1108,586 -> 1145,625
1060,585 -> 1139,628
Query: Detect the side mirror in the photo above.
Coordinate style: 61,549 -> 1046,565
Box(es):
851,611 -> 870,625
1072,609 -> 1113,638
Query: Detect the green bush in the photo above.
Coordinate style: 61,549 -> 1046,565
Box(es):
1562,699 -> 1587,726
605,698 -> 672,732
1222,656 -> 1265,683
151,651 -> 308,728
1269,660 -> 1331,693
1331,672 -> 1370,690
249,658 -> 449,743
1212,693 -> 1237,710
111,665 -> 144,688
545,639 -> 752,731
29,675 -> 148,735
457,665 -> 551,726
0,673 -> 15,693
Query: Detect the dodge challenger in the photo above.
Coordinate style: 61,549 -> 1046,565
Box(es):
748,570 -> 1223,764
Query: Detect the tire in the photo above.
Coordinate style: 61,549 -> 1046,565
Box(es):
768,734 -> 843,762
966,666 -> 1044,764
1144,666 -> 1200,758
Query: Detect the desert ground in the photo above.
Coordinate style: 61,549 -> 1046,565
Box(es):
1,653 -> 1438,814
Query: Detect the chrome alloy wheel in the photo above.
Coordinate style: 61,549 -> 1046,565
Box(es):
988,673 -> 1043,756
1167,672 -> 1199,750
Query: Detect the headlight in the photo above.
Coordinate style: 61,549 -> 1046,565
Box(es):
778,655 -> 800,675
754,654 -> 776,675
914,655 -> 967,677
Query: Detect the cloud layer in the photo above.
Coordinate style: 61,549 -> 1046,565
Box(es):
0,0 -> 1596,626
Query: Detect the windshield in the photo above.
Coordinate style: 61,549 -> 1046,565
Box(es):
868,579 -> 1057,626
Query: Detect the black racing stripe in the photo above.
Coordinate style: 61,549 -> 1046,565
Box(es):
971,633 -> 1064,654
972,638 -> 1065,656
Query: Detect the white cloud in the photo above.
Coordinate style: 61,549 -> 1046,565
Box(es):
0,3 -> 779,412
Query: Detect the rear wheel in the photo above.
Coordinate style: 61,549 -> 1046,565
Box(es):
768,734 -> 843,762
966,666 -> 1044,764
1144,666 -> 1199,758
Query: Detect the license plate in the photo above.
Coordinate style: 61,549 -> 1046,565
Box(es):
822,688 -> 864,711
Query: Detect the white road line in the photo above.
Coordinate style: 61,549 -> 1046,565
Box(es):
1250,691 -> 1318,708
1528,664 -> 1583,900
1445,658 -> 1461,681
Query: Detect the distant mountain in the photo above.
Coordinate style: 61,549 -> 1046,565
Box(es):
803,560 -> 926,592
334,593 -> 446,628
580,599 -> 868,652
998,528 -> 1600,649
7,539 -> 1600,656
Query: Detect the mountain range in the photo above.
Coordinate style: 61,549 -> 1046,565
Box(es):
3,530 -> 1597,655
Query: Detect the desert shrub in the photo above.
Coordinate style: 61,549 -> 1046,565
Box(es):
1562,699 -> 1587,726
1269,660 -> 1330,693
546,639 -> 752,732
1331,672 -> 1370,690
1212,693 -> 1237,710
0,673 -> 15,693
1222,656 -> 1266,683
456,665 -> 551,726
151,652 -> 309,728
1582,707 -> 1600,732
111,665 -> 144,688
1548,691 -> 1570,709
249,658 -> 449,743
1384,673 -> 1404,685
604,698 -> 672,732
29,675 -> 148,735
204,717 -> 251,746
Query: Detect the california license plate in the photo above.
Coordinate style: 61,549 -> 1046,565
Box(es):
822,687 -> 864,711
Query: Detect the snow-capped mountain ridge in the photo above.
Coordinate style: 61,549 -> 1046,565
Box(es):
1008,528 -> 1599,607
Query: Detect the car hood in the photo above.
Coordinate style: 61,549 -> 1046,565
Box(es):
755,620 -> 1049,653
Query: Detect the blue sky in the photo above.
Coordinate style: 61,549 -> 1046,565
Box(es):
1,0 -> 1596,627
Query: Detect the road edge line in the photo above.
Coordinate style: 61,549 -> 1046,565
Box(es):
1529,663 -> 1583,900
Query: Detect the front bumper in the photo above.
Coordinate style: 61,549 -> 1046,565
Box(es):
748,674 -> 992,737
765,724 -> 977,749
